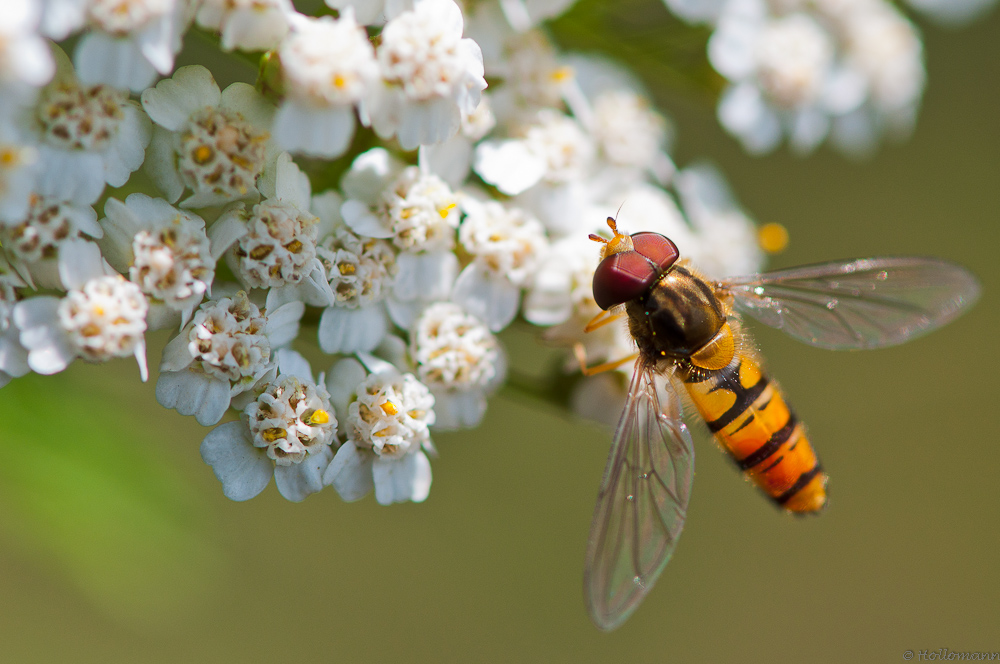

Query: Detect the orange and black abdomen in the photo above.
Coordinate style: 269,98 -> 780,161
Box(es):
681,352 -> 828,513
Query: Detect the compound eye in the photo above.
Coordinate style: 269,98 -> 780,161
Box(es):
592,251 -> 660,310
630,232 -> 679,273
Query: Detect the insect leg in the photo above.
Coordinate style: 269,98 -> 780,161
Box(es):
574,343 -> 639,376
584,309 -> 626,333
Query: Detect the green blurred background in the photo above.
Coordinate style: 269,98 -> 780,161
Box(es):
1,2 -> 998,661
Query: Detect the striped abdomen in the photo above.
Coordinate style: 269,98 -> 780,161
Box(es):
681,350 -> 828,513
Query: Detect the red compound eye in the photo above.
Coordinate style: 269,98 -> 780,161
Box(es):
592,251 -> 660,310
630,232 -> 679,273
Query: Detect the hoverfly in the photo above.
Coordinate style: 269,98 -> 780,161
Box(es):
580,216 -> 979,630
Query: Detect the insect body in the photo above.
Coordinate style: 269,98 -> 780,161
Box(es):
638,263 -> 827,513
582,217 -> 979,631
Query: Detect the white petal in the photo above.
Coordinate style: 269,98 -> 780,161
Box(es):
352,356 -> 396,385
395,97 -> 460,151
272,102 -> 356,159
156,369 -> 232,426
136,330 -> 150,382
0,328 -> 30,377
311,190 -> 344,239
274,446 -> 333,502
220,82 -> 275,130
385,298 -> 424,331
264,300 -> 305,348
324,357 -> 367,420
474,140 -> 545,195
159,330 -> 195,372
422,135 -> 472,188
323,442 -> 375,502
102,105 -> 151,187
142,65 -> 222,131
144,301 -> 181,331
392,250 -> 458,302
40,0 -> 87,40
275,348 -> 312,381
74,32 -> 157,91
451,263 -> 520,332
96,197 -> 138,272
65,203 -> 102,239
220,7 -> 290,52
340,199 -> 393,238
144,126 -> 185,203
207,207 -> 249,260
58,238 -> 105,289
431,388 -> 487,430
13,297 -> 76,374
789,107 -> 830,155
273,152 -> 311,208
372,451 -> 432,505
272,263 -> 335,307
35,146 -> 105,205
707,21 -> 759,80
340,148 -> 401,203
318,305 -> 388,354
200,421 -> 273,501
137,13 -> 181,74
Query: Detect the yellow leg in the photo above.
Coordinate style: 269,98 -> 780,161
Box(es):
584,309 -> 625,333
574,343 -> 639,376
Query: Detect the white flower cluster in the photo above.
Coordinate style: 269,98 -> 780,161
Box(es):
662,0 -> 929,156
0,0 -> 989,508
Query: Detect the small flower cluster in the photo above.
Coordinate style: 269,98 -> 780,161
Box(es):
663,0 -> 929,156
0,0 -> 991,506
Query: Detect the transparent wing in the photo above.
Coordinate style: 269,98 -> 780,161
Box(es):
722,257 -> 980,350
584,362 -> 695,631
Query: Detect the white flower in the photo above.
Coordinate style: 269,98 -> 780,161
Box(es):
323,356 -> 436,505
523,230 -> 635,374
452,197 -> 547,331
708,0 -> 925,156
591,90 -> 670,173
366,0 -> 487,150
422,95 -> 496,187
13,238 -> 149,379
523,232 -> 600,327
212,153 -> 334,306
565,54 -> 676,184
0,0 -> 56,114
73,0 -> 192,91
314,191 -> 399,354
341,151 -> 460,252
141,65 -> 276,208
831,1 -> 924,156
338,149 -> 460,327
410,302 -> 502,429
474,27 -> 571,118
0,257 -> 29,388
157,289 -> 304,425
710,4 -> 835,153
272,11 -> 379,158
98,193 -> 214,327
474,109 -> 595,197
200,350 -> 337,502
195,0 -> 294,52
30,46 -> 151,205
0,193 -> 101,289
